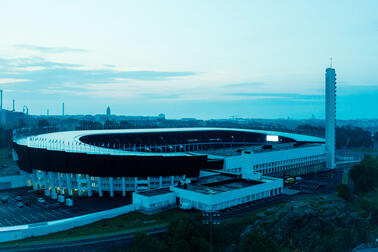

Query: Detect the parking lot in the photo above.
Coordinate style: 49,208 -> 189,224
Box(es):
0,187 -> 131,227
286,168 -> 344,194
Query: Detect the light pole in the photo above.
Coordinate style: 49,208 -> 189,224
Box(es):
203,210 -> 221,252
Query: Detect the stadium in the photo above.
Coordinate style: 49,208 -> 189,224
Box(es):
12,127 -> 327,200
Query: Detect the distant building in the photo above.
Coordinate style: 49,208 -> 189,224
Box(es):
158,113 -> 165,120
106,106 -> 111,119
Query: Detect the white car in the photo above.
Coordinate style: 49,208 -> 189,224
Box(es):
37,197 -> 45,203
17,202 -> 24,207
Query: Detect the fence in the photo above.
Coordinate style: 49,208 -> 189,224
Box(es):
0,203 -> 140,243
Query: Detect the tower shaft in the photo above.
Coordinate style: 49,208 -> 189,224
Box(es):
325,67 -> 336,169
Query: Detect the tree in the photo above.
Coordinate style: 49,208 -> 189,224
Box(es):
18,118 -> 26,128
76,120 -> 103,130
163,216 -> 208,252
127,232 -> 163,252
240,231 -> 279,252
336,184 -> 350,200
349,155 -> 378,194
104,119 -> 119,129
336,126 -> 373,149
38,119 -> 49,129
0,126 -> 12,148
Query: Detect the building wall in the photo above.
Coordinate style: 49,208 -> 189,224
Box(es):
0,203 -> 139,243
0,175 -> 28,190
171,177 -> 283,211
31,169 -> 184,197
223,145 -> 327,176
132,190 -> 176,209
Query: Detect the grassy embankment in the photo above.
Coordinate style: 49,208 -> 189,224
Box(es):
0,209 -> 190,247
0,192 -> 337,248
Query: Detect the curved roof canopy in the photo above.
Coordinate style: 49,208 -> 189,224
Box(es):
15,127 -> 325,157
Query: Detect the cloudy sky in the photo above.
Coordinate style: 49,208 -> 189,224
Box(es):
0,0 -> 377,119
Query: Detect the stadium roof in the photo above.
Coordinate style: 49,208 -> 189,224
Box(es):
15,127 -> 324,157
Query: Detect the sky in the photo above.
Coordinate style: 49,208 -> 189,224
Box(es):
0,0 -> 377,119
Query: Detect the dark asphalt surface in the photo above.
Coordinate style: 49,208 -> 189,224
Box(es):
0,187 -> 131,227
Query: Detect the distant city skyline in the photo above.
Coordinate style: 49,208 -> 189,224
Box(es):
0,0 -> 377,119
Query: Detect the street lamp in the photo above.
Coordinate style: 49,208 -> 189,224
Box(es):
202,210 -> 221,252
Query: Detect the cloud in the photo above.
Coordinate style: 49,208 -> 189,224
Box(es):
222,82 -> 263,88
140,93 -> 181,99
0,78 -> 29,84
228,92 -> 324,101
0,57 -> 197,100
11,57 -> 82,69
14,44 -> 88,53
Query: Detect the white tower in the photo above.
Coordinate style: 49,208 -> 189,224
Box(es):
325,65 -> 336,169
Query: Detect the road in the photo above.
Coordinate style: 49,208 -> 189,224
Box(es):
0,227 -> 168,252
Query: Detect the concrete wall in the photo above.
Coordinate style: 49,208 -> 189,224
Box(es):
0,203 -> 140,243
224,145 -> 326,174
172,177 -> 283,211
133,191 -> 176,209
0,174 -> 27,190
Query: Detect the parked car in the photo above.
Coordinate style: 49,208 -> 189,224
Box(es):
15,195 -> 22,201
284,177 -> 295,184
17,202 -> 24,208
37,197 -> 45,203
0,195 -> 9,203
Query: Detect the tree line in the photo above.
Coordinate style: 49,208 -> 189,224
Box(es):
296,124 -> 374,149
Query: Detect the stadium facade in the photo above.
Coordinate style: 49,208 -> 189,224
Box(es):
13,128 -> 327,202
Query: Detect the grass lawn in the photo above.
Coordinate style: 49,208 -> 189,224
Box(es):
0,209 -> 190,248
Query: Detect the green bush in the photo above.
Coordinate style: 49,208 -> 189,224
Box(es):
240,231 -> 279,252
127,232 -> 163,252
336,184 -> 351,200
349,155 -> 378,194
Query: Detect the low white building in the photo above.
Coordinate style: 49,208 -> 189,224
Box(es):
172,173 -> 283,212
133,172 -> 283,212
132,187 -> 176,211
223,144 -> 327,177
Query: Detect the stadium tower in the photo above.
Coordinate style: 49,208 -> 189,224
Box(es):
325,63 -> 336,169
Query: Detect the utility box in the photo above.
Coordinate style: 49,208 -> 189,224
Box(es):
58,195 -> 65,203
66,198 -> 73,207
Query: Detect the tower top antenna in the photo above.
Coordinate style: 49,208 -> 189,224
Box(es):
330,57 -> 333,68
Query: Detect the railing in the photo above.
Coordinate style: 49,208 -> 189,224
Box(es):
16,137 -> 279,156
0,203 -> 140,243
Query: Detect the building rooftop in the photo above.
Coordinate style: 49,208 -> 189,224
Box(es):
178,174 -> 265,195
136,187 -> 173,197
196,142 -> 322,157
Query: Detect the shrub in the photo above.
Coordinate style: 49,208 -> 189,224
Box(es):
337,184 -> 351,200
240,231 -> 279,252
